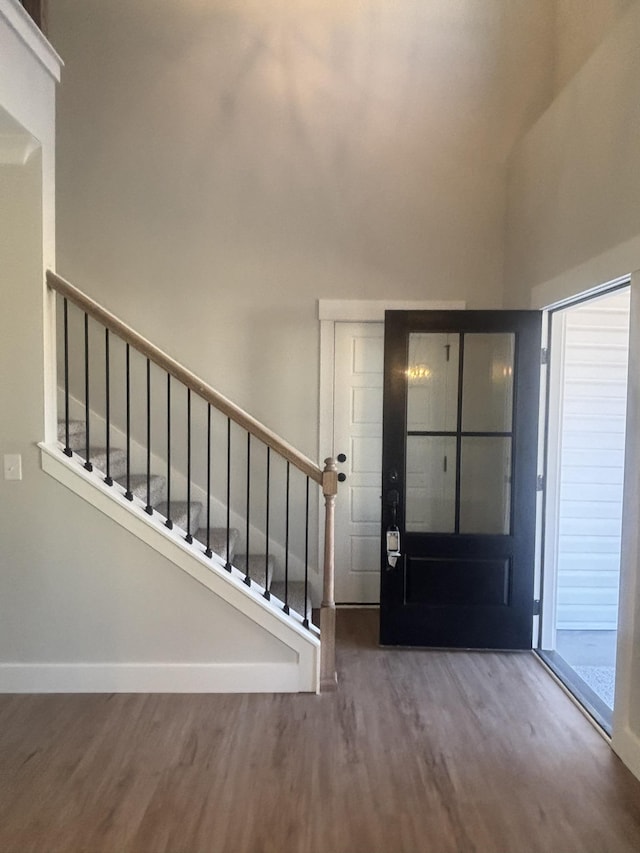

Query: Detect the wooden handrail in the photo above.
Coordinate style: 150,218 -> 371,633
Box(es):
47,270 -> 323,485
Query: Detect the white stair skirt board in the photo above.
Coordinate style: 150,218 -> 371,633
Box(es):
35,444 -> 320,694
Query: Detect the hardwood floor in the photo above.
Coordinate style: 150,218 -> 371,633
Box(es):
1,609 -> 640,852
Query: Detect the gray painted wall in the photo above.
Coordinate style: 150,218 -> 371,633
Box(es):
0,6 -> 299,682
507,0 -> 640,779
49,0 -> 557,457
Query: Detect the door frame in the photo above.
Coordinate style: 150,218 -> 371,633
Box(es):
318,298 -> 465,600
538,279 -> 631,653
533,271 -> 640,777
534,275 -> 640,734
613,270 -> 640,775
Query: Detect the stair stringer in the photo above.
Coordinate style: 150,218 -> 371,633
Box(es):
39,443 -> 320,694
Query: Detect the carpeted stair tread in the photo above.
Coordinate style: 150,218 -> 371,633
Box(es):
56,417 -> 128,480
270,581 -> 311,620
195,527 -> 239,562
58,420 -> 96,453
233,553 -> 275,590
155,501 -> 202,536
57,419 -> 85,448
56,422 -> 313,624
70,446 -> 128,479
115,473 -> 166,506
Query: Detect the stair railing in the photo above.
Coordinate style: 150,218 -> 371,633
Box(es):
46,270 -> 339,690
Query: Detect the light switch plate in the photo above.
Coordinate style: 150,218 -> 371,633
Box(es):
4,454 -> 22,481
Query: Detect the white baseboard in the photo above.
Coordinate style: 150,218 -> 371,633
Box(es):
0,661 -> 306,693
612,725 -> 640,783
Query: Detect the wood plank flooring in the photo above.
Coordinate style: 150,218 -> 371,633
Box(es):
1,609 -> 640,852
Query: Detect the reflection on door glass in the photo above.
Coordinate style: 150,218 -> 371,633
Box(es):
459,437 -> 511,534
462,334 -> 515,433
407,334 -> 459,432
405,436 -> 456,532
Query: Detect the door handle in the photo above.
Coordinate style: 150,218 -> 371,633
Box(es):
386,489 -> 400,527
337,453 -> 347,482
384,487 -> 401,567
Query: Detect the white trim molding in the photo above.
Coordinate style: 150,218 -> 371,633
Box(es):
0,662 -> 303,694
612,270 -> 640,780
0,0 -> 62,81
539,309 -> 566,650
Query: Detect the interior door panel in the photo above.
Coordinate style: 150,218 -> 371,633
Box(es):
380,310 -> 541,649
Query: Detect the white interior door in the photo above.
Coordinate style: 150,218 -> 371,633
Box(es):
333,322 -> 383,603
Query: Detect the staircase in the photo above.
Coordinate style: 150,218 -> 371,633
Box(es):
43,270 -> 340,693
58,418 -> 313,617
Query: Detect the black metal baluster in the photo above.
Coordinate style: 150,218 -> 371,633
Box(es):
165,373 -> 173,529
83,313 -> 92,471
225,417 -> 232,570
283,461 -> 290,615
205,404 -> 212,558
104,328 -> 113,485
263,447 -> 271,600
303,476 -> 310,629
145,358 -> 153,514
185,388 -> 193,543
63,298 -> 72,457
244,433 -> 251,586
124,344 -> 133,500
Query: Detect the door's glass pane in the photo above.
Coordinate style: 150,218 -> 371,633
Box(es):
407,333 -> 459,432
462,334 -> 514,433
459,437 -> 511,534
405,436 -> 456,532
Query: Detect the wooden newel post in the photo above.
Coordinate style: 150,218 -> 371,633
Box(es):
320,457 -> 338,691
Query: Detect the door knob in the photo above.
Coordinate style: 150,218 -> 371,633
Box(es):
386,489 -> 400,526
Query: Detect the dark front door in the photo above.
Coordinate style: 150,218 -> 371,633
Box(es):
380,310 -> 541,649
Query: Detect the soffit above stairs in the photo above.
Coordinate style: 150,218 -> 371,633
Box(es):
0,0 -> 62,81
